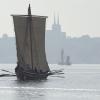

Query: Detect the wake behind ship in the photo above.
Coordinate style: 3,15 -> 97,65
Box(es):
12,4 -> 50,80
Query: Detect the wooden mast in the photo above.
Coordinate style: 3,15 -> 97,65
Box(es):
28,4 -> 34,69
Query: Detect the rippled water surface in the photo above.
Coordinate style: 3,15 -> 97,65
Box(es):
0,64 -> 100,100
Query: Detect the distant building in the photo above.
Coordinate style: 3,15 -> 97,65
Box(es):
0,17 -> 100,64
2,34 -> 8,38
0,35 -> 16,63
46,15 -> 66,63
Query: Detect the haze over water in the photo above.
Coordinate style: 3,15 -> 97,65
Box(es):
0,64 -> 100,100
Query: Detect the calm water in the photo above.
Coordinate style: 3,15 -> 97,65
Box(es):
0,64 -> 100,100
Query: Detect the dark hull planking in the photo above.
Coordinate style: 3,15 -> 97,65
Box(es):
15,66 -> 49,80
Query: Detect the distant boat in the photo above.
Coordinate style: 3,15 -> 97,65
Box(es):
58,49 -> 71,65
65,56 -> 71,65
58,49 -> 65,65
12,4 -> 50,80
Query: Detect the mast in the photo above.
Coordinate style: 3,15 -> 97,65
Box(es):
28,4 -> 34,69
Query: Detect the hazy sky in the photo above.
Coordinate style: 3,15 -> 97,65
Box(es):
0,0 -> 100,37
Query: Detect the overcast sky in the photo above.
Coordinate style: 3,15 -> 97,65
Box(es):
0,0 -> 100,37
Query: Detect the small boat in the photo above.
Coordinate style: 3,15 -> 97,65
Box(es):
58,49 -> 72,65
12,4 -> 50,80
65,56 -> 71,65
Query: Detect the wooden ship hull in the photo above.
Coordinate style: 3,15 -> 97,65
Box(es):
12,4 -> 50,80
15,67 -> 49,80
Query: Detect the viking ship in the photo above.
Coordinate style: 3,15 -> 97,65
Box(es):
12,4 -> 50,80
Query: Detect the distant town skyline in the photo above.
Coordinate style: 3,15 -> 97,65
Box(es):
0,19 -> 100,64
0,0 -> 100,37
